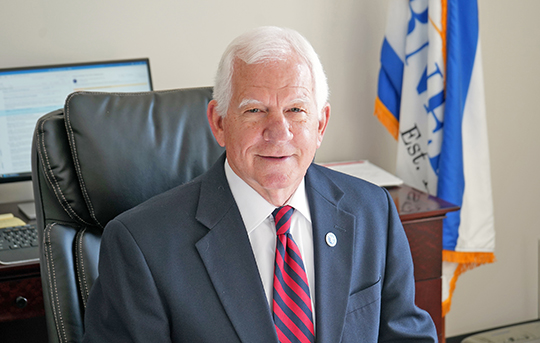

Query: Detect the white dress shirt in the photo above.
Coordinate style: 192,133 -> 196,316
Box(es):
224,159 -> 316,317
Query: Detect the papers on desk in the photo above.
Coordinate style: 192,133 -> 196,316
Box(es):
0,213 -> 26,229
320,160 -> 403,187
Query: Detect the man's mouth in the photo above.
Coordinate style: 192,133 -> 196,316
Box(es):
260,155 -> 290,160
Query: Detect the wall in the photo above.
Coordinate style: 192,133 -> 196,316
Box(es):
0,0 -> 394,202
0,0 -> 538,338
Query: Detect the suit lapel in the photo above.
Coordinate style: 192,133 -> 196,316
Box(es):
195,156 -> 278,343
306,165 -> 356,343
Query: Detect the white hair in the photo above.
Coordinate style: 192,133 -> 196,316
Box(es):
213,26 -> 329,118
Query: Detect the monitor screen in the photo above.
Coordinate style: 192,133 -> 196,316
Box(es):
0,58 -> 153,183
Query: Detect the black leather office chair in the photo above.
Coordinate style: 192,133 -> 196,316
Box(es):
31,87 -> 225,343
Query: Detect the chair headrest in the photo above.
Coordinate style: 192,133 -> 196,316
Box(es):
40,87 -> 224,228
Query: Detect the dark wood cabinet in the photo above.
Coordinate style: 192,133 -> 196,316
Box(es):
0,202 -> 46,342
388,184 -> 459,343
0,203 -> 43,320
0,273 -> 44,321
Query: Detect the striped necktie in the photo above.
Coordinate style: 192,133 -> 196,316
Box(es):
272,206 -> 315,343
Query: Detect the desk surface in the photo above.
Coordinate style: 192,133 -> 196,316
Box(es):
387,184 -> 459,221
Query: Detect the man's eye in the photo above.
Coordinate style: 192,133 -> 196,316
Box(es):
290,107 -> 304,113
246,108 -> 260,113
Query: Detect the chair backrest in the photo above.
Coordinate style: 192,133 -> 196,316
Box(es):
31,87 -> 224,343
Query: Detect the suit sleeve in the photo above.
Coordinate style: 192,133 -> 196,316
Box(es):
82,219 -> 171,343
378,188 -> 438,342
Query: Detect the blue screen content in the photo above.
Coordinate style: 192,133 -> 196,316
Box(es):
0,59 -> 152,182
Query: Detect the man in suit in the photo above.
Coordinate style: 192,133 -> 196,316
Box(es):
83,26 -> 437,342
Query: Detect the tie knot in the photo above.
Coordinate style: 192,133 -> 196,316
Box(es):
272,206 -> 294,236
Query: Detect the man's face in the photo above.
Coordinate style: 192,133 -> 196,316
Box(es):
207,57 -> 330,206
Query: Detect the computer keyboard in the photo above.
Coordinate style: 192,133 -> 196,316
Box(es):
0,223 -> 40,264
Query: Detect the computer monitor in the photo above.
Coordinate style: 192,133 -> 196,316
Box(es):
0,58 -> 153,185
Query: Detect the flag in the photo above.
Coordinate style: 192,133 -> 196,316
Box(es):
374,0 -> 495,316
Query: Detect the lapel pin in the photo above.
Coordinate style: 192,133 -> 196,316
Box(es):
325,232 -> 337,247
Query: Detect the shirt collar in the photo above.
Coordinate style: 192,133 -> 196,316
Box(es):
224,159 -> 311,233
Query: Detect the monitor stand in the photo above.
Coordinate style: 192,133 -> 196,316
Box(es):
17,202 -> 36,221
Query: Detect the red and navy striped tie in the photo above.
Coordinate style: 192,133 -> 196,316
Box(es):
272,206 -> 315,343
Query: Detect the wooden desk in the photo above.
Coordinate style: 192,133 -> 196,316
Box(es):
0,185 -> 457,342
388,185 -> 459,343
0,202 -> 44,323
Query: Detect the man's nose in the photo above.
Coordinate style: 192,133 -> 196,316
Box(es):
263,111 -> 293,143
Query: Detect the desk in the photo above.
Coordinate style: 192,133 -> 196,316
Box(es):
0,185 -> 457,342
0,202 -> 47,342
0,202 -> 44,322
388,185 -> 459,343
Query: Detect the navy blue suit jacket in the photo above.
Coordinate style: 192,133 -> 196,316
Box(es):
83,154 -> 437,342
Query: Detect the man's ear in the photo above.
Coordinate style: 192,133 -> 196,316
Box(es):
207,100 -> 226,147
316,103 -> 331,148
